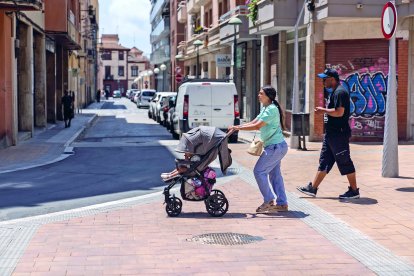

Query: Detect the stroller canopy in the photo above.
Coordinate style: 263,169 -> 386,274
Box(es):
176,126 -> 232,174
176,126 -> 225,155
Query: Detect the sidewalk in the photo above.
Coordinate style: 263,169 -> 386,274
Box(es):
1,116 -> 414,275
0,102 -> 104,174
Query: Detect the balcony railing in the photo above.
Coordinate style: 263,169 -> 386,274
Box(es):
0,0 -> 43,10
219,5 -> 248,22
249,0 -> 298,35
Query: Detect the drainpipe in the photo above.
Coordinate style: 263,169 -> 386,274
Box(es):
290,0 -> 306,149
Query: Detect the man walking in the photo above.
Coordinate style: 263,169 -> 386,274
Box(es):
297,68 -> 360,199
62,90 -> 74,128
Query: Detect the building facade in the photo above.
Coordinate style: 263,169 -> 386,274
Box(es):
98,34 -> 130,96
127,47 -> 150,90
168,0 -> 414,142
0,1 -> 45,148
173,0 -> 261,121
150,0 -> 171,92
248,0 -> 414,142
0,0 -> 99,149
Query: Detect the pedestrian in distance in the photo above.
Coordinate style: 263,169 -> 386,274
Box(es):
297,68 -> 360,199
96,89 -> 101,103
105,89 -> 109,100
228,86 -> 289,213
61,90 -> 74,128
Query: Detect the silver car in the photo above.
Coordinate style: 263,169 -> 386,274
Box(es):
137,90 -> 156,108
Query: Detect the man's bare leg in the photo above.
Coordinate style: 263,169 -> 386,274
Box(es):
312,170 -> 327,189
346,172 -> 358,191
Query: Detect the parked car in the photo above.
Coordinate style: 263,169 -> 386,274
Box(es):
112,90 -> 121,98
165,96 -> 176,130
137,89 -> 156,108
132,91 -> 141,103
155,92 -> 177,124
170,80 -> 239,143
148,92 -> 175,120
126,89 -> 139,99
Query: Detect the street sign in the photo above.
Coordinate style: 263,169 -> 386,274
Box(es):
175,73 -> 183,83
381,2 -> 397,40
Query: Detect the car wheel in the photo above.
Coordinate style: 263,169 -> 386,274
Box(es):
172,131 -> 180,140
148,111 -> 152,118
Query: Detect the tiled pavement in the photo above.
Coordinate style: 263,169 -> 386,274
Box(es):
1,111 -> 414,275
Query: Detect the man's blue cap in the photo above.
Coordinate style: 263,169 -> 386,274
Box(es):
317,68 -> 339,81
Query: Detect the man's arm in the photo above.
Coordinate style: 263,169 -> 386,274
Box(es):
315,106 -> 345,117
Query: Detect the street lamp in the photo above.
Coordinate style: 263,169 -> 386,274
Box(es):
228,17 -> 242,85
160,64 -> 167,91
193,39 -> 203,78
148,70 -> 153,89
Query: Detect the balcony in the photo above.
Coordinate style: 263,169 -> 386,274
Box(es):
195,0 -> 211,6
208,25 -> 221,49
150,0 -> 168,23
398,0 -> 414,16
177,1 -> 187,23
45,0 -> 81,49
220,6 -> 257,44
150,18 -> 170,43
314,0 -> 388,21
186,0 -> 200,14
0,0 -> 43,10
249,0 -> 298,35
150,45 -> 170,65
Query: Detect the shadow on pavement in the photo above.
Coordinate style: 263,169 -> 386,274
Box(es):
257,210 -> 309,219
173,212 -> 248,219
396,187 -> 414,192
300,196 -> 378,205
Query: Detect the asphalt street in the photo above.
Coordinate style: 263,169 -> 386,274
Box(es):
0,98 -> 181,221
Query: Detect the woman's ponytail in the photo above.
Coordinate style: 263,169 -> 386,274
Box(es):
262,86 -> 287,132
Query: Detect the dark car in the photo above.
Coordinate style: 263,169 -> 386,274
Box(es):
165,96 -> 176,130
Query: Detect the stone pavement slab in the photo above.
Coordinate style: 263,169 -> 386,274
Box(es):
12,180 -> 373,276
232,135 -> 414,266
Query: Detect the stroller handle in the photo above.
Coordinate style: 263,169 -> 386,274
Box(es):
225,128 -> 236,138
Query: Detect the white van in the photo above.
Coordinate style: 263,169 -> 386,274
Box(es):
171,80 -> 240,142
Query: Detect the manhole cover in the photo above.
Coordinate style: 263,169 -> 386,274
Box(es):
187,233 -> 263,246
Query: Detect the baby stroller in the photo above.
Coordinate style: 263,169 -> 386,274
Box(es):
163,126 -> 233,217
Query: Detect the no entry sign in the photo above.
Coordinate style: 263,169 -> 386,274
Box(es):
381,2 -> 397,40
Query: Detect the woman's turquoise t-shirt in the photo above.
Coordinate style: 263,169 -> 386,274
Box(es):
255,104 -> 284,147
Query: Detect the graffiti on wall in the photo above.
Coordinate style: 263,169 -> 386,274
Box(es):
326,57 -> 392,138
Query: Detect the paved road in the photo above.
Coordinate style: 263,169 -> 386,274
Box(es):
0,98 -> 180,221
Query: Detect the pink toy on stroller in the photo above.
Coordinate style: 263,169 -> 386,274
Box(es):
162,126 -> 233,217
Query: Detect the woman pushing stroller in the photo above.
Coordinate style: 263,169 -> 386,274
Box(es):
161,126 -> 233,217
228,86 -> 289,213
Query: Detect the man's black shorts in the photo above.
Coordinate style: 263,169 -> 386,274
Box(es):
318,132 -> 355,175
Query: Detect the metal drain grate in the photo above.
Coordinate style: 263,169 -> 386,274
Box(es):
187,233 -> 263,246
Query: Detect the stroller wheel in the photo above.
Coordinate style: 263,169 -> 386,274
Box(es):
211,189 -> 225,197
166,197 -> 182,217
205,193 -> 229,217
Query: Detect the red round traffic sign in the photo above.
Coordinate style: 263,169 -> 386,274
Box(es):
175,73 -> 183,83
381,2 -> 397,40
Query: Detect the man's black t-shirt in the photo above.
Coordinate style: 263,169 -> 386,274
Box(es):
325,85 -> 351,134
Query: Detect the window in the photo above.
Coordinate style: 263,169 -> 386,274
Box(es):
118,66 -> 124,76
101,50 -> 111,60
105,66 -> 111,79
119,51 -> 124,60
131,66 -> 138,77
